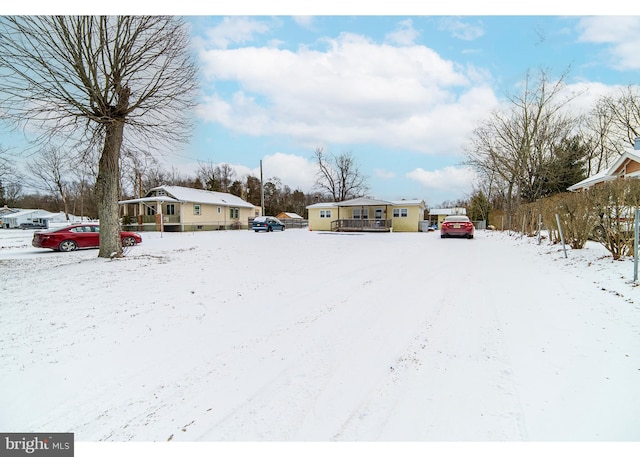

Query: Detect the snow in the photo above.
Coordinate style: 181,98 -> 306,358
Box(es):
1,226 -> 640,456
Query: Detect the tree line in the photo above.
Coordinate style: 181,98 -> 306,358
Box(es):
0,146 -> 369,221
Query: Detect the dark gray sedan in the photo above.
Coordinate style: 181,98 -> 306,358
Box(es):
252,216 -> 285,232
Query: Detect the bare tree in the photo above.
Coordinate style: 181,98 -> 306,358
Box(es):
26,146 -> 73,220
600,85 -> 640,148
196,162 -> 236,192
313,147 -> 368,202
0,16 -> 197,257
466,68 -> 581,212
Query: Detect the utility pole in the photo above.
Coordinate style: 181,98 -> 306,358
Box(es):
260,160 -> 265,216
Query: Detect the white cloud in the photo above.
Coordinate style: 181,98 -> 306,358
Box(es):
438,17 -> 485,41
385,19 -> 420,46
255,152 -> 318,192
375,169 -> 396,179
406,166 -> 477,194
197,32 -> 499,156
292,16 -> 315,29
576,16 -> 640,71
204,17 -> 271,49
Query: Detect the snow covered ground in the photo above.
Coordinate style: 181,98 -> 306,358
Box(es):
1,226 -> 639,455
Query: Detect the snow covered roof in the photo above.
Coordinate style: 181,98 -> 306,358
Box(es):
429,208 -> 467,216
120,185 -> 254,208
1,209 -> 53,219
306,197 -> 424,209
567,171 -> 614,192
277,212 -> 304,219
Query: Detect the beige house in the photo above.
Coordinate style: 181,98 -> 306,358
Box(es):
119,185 -> 258,232
306,197 -> 426,232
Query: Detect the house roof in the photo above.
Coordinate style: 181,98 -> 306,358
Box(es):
566,170 -> 613,192
1,209 -> 53,219
306,198 -> 425,209
119,185 -> 254,208
277,212 -> 303,219
429,208 -> 467,216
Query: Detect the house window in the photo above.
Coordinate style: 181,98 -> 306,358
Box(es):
230,207 -> 239,219
353,208 -> 369,219
320,210 -> 332,218
217,206 -> 222,214
393,208 -> 408,218
166,204 -> 175,216
146,206 -> 155,216
194,204 -> 201,216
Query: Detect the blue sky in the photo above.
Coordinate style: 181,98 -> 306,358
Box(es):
5,3 -> 640,206
177,13 -> 640,205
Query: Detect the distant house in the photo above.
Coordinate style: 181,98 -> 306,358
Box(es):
568,137 -> 640,191
275,212 -> 303,220
428,207 -> 467,228
1,209 -> 52,229
119,185 -> 258,232
306,197 -> 426,232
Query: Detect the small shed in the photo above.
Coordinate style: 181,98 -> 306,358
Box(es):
275,212 -> 303,220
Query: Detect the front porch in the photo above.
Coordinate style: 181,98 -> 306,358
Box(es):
331,219 -> 392,232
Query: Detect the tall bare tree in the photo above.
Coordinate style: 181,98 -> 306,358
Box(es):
313,147 -> 368,202
0,16 -> 197,257
26,146 -> 73,220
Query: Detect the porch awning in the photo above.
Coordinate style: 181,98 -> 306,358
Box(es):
335,197 -> 393,207
118,196 -> 180,204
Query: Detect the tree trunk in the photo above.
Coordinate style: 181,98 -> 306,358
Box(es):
96,120 -> 124,258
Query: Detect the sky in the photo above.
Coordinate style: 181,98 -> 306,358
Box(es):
3,3 -> 640,206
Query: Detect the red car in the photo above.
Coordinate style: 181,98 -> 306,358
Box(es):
32,224 -> 142,252
440,215 -> 475,239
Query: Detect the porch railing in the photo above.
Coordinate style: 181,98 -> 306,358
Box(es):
331,219 -> 392,232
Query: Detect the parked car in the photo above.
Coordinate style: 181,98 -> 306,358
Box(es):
19,222 -> 48,230
32,224 -> 142,252
440,215 -> 475,239
252,216 -> 285,232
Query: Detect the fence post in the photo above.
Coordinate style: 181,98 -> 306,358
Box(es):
555,213 -> 567,258
537,214 -> 542,245
521,214 -> 526,239
634,208 -> 639,282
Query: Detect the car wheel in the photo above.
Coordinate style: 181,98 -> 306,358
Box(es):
440,234 -> 446,238
122,236 -> 137,247
281,226 -> 285,231
268,226 -> 273,232
59,240 -> 78,252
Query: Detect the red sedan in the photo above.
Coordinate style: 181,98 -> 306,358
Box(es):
32,224 -> 142,252
440,215 -> 475,239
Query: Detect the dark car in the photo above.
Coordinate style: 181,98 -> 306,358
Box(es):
32,224 -> 142,252
20,222 -> 48,230
440,215 -> 475,239
252,216 -> 285,232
